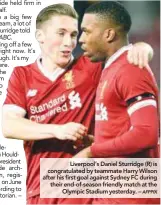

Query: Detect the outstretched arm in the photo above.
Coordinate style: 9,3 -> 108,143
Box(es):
2,109 -> 87,141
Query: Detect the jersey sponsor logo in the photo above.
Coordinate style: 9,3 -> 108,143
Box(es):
62,70 -> 75,89
29,91 -> 82,122
68,91 -> 82,109
30,103 -> 68,122
95,103 -> 108,121
30,94 -> 66,114
27,89 -> 38,97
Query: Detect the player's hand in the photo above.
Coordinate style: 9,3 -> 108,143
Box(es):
127,42 -> 153,68
72,134 -> 94,151
83,134 -> 94,146
54,122 -> 87,141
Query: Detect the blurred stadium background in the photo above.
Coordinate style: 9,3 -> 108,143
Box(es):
74,1 -> 160,87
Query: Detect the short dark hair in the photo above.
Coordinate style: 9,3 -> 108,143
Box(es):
36,3 -> 78,29
85,1 -> 132,34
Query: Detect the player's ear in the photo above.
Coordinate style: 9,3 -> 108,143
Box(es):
103,28 -> 116,43
35,29 -> 45,44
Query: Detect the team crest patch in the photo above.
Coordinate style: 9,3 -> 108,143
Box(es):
63,70 -> 75,89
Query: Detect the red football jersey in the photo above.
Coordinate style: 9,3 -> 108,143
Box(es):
4,56 -> 102,200
92,45 -> 159,158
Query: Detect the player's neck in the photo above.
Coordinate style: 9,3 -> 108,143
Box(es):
106,38 -> 128,61
40,55 -> 67,73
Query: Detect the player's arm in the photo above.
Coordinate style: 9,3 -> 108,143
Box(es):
74,95 -> 158,158
127,42 -> 153,68
90,101 -> 158,157
2,108 -> 87,141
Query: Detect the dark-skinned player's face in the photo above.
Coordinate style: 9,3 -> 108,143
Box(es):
79,13 -> 107,62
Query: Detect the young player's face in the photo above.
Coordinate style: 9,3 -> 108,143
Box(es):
79,14 -> 107,62
39,15 -> 78,68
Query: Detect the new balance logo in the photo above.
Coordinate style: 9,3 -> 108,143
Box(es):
27,89 -> 38,97
68,91 -> 82,109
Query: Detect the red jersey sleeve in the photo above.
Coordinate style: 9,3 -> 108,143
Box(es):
4,66 -> 27,111
116,63 -> 158,101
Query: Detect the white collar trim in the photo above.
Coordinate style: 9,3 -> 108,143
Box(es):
104,44 -> 133,69
37,56 -> 74,82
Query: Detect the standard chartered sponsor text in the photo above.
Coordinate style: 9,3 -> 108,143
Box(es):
30,104 -> 68,122
30,94 -> 67,122
30,94 -> 65,114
